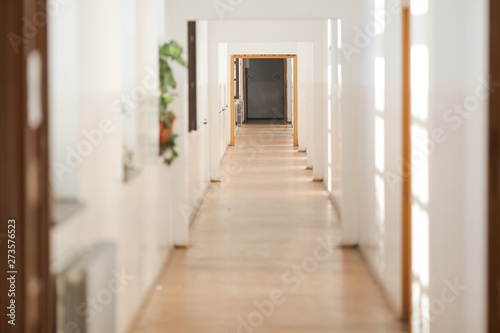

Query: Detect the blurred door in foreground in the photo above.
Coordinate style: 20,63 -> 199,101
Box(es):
0,1 -> 52,332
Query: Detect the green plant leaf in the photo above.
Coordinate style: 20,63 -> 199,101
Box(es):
162,94 -> 174,104
167,41 -> 183,59
158,40 -> 186,164
162,67 -> 176,89
176,57 -> 187,67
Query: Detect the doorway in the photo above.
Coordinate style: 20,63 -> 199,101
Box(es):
230,54 -> 298,146
246,58 -> 286,122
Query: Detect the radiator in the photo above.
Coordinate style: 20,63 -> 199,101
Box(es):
55,243 -> 116,333
235,99 -> 244,127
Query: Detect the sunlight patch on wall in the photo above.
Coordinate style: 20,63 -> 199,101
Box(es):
411,125 -> 430,205
374,52 -> 386,273
328,166 -> 333,192
328,19 -> 332,48
375,117 -> 385,172
411,0 -> 429,16
409,42 -> 430,333
328,132 -> 332,164
375,174 -> 386,227
337,20 -> 342,49
328,65 -> 332,95
328,99 -> 332,130
412,203 -> 429,287
411,45 -> 429,121
375,57 -> 385,112
412,202 -> 430,333
374,0 -> 385,35
338,64 -> 343,87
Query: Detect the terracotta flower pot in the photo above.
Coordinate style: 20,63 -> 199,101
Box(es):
160,120 -> 175,144
161,129 -> 171,143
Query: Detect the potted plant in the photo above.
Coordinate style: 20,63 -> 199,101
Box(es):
160,111 -> 175,143
159,40 -> 186,165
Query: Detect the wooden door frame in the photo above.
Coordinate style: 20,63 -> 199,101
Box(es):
283,59 -> 288,123
488,0 -> 500,331
0,0 -> 52,332
230,54 -> 298,146
401,5 -> 412,322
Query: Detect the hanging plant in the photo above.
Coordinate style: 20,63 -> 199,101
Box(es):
159,110 -> 178,165
159,40 -> 186,165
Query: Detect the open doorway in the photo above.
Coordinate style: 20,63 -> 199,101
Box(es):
245,58 -> 286,123
230,55 -> 298,146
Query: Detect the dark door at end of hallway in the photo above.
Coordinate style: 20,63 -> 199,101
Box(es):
246,59 -> 285,121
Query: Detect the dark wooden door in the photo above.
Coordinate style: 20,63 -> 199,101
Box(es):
490,0 -> 500,331
188,21 -> 197,132
0,1 -> 52,332
246,58 -> 285,121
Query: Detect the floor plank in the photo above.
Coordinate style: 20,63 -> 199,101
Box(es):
130,124 -> 408,333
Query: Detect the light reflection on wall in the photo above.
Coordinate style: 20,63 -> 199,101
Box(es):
375,57 -> 385,113
337,19 -> 342,49
374,55 -> 386,274
411,0 -> 429,16
375,0 -> 385,35
410,43 -> 430,333
325,18 -> 342,205
411,46 -> 429,121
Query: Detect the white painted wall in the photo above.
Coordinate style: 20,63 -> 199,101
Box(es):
410,0 -> 488,332
50,1 -> 176,333
356,0 -> 403,316
48,0 -> 79,199
121,0 -> 138,164
356,0 -> 488,331
302,42 -> 314,161
323,19 -> 343,207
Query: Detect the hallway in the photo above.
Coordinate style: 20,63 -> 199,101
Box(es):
131,124 -> 408,333
1,0 -> 494,331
